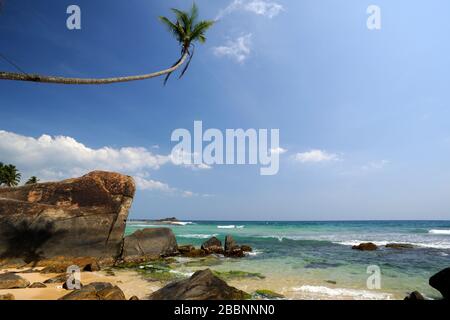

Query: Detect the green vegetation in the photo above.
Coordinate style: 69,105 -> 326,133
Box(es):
212,270 -> 266,281
0,162 -> 21,187
25,176 -> 39,185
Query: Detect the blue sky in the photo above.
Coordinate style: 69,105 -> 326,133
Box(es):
1,0 -> 450,220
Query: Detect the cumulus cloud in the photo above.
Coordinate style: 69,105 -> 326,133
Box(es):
294,150 -> 340,163
0,130 -> 203,196
212,34 -> 252,63
217,0 -> 284,19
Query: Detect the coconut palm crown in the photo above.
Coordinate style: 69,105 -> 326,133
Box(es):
159,3 -> 214,84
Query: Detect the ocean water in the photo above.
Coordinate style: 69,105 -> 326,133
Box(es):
125,221 -> 450,300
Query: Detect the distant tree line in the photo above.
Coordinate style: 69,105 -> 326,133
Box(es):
0,162 -> 39,187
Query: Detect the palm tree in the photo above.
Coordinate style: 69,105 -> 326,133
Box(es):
0,3 -> 213,85
25,176 -> 39,185
0,162 -> 5,186
1,164 -> 21,187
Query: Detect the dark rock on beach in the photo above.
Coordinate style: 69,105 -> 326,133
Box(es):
29,282 -> 47,288
351,242 -> 378,251
121,228 -> 178,262
178,245 -> 195,254
43,273 -> 68,284
240,245 -> 252,252
149,269 -> 249,300
404,291 -> 425,300
429,267 -> 450,299
201,237 -> 224,254
0,272 -> 30,289
0,293 -> 15,300
0,171 -> 135,264
59,282 -> 126,300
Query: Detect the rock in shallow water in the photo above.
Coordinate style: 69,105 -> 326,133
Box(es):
0,273 -> 30,289
351,242 -> 378,251
0,171 -> 135,263
149,269 -> 249,300
201,237 -> 224,254
121,228 -> 178,262
429,267 -> 450,299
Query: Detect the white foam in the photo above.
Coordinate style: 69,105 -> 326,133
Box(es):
171,221 -> 194,226
217,225 -> 244,229
246,249 -> 263,256
169,270 -> 194,277
178,233 -> 219,239
292,285 -> 392,300
429,229 -> 450,235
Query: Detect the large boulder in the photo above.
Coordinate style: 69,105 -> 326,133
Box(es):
0,273 -> 30,289
404,291 -> 425,300
429,267 -> 450,299
121,228 -> 178,261
0,171 -> 135,264
201,237 -> 223,254
149,269 -> 249,300
59,282 -> 126,300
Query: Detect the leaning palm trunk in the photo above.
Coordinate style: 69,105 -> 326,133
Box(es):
0,52 -> 188,85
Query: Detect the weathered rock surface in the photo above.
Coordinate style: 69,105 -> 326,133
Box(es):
351,242 -> 378,251
121,228 -> 178,261
0,273 -> 30,289
201,237 -> 224,254
0,293 -> 15,300
0,171 -> 135,264
178,245 -> 195,254
149,269 -> 249,300
404,291 -> 425,300
224,235 -> 237,252
386,243 -> 414,249
43,273 -> 68,284
29,282 -> 47,288
429,267 -> 450,299
59,282 -> 126,300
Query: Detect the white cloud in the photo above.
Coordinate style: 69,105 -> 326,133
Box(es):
217,0 -> 284,19
0,130 -> 202,196
270,147 -> 287,155
294,150 -> 340,163
212,34 -> 252,63
361,160 -> 389,171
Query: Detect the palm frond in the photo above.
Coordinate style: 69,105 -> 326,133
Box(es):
190,20 -> 215,42
159,16 -> 182,41
190,3 -> 199,25
171,8 -> 191,32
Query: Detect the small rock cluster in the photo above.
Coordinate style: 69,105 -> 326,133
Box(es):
179,235 -> 252,258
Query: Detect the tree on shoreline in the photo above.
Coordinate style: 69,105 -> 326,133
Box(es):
0,163 -> 21,187
26,176 -> 39,185
0,3 -> 214,85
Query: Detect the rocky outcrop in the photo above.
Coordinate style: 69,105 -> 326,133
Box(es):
121,228 -> 178,262
386,243 -> 414,249
59,282 -> 126,300
351,243 -> 378,251
225,235 -> 237,252
404,291 -> 425,300
0,171 -> 135,264
201,237 -> 224,254
429,267 -> 450,299
0,273 -> 30,289
149,269 -> 249,300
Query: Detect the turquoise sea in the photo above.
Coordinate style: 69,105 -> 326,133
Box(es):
125,220 -> 450,300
